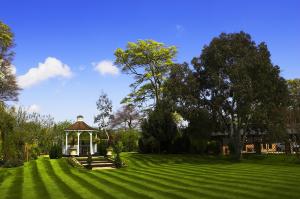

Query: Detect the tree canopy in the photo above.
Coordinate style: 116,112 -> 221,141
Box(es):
114,40 -> 177,108
0,21 -> 20,102
192,32 -> 289,159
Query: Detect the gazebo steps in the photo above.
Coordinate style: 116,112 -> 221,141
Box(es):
82,163 -> 115,167
78,160 -> 110,164
75,156 -> 115,169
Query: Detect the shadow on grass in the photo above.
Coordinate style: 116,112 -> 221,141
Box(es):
42,158 -> 83,199
6,167 -> 23,199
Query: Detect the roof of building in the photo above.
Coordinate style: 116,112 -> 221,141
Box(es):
65,121 -> 97,131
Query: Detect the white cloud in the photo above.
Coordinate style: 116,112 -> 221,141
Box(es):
17,57 -> 72,88
27,104 -> 40,113
93,60 -> 119,76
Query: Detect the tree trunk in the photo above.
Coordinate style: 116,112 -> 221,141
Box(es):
233,129 -> 242,160
254,142 -> 261,154
285,141 -> 292,154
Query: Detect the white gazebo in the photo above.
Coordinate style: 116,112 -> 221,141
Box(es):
64,115 -> 98,156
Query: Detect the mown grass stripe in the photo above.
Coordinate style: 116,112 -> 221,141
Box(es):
0,169 -> 15,198
0,169 -> 9,187
94,169 -> 216,199
126,155 -> 300,198
31,160 -> 50,199
6,167 -> 23,199
108,168 -> 232,199
154,163 -> 300,189
36,158 -> 66,199
57,159 -> 116,199
78,169 -> 154,199
50,159 -> 96,198
119,167 -> 261,199
130,165 -> 282,198
42,158 -> 83,199
93,169 -> 185,199
135,161 -> 300,186
22,161 -> 38,199
132,161 -> 300,197
128,157 -> 300,181
128,155 -> 300,178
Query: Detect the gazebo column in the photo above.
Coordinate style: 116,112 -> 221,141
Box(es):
65,132 -> 68,155
94,134 -> 98,153
89,132 -> 93,155
77,132 -> 81,156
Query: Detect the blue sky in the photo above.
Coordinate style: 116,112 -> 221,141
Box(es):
1,0 -> 299,124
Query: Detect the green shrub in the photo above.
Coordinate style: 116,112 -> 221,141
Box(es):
114,154 -> 123,168
30,145 -> 40,160
49,145 -> 62,159
86,153 -> 93,170
3,158 -> 23,168
113,141 -> 124,168
113,141 -> 123,154
97,140 -> 108,156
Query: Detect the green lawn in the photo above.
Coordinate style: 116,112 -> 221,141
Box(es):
1,153 -> 300,199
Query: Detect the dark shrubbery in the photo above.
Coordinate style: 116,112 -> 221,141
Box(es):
108,129 -> 140,153
3,158 -> 23,168
49,145 -> 62,159
97,139 -> 108,156
140,106 -> 179,153
206,140 -> 221,155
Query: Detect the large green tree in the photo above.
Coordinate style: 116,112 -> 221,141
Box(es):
286,79 -> 300,148
114,40 -> 177,108
0,102 -> 16,162
192,32 -> 288,159
0,21 -> 20,102
164,63 -> 214,153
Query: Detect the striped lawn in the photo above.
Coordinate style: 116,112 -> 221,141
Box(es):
0,153 -> 300,199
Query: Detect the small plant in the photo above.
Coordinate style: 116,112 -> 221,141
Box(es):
86,153 -> 93,170
113,141 -> 124,168
114,154 -> 123,168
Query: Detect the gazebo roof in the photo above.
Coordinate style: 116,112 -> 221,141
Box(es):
65,115 -> 97,131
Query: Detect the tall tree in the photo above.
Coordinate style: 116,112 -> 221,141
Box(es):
286,79 -> 300,147
164,63 -> 214,153
0,102 -> 15,161
94,92 -> 113,138
193,32 -> 288,159
114,40 -> 177,108
0,21 -> 20,102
